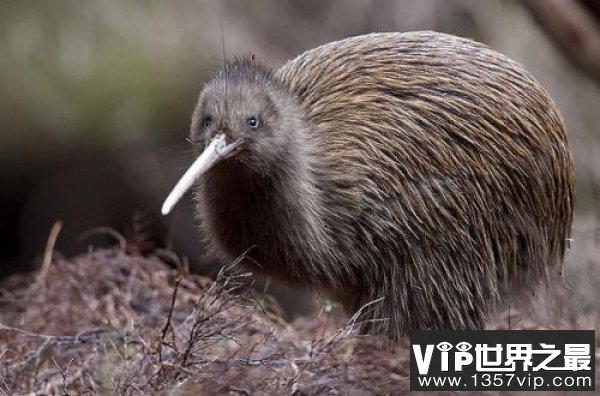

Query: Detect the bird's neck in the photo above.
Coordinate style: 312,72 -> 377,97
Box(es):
198,133 -> 328,281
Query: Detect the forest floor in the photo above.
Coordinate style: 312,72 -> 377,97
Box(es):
0,246 -> 598,395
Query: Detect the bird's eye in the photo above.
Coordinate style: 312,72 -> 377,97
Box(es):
202,116 -> 212,128
246,116 -> 260,130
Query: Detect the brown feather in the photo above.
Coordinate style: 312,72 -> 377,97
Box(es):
189,31 -> 574,340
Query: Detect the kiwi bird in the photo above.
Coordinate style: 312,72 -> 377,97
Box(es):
162,31 -> 574,340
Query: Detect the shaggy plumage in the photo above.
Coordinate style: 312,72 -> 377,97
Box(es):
189,31 -> 574,340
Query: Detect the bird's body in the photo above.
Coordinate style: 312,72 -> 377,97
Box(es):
165,31 -> 574,340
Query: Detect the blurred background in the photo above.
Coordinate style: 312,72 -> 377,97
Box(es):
1,0 -> 599,318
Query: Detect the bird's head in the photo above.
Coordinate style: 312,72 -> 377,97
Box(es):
162,57 -> 304,215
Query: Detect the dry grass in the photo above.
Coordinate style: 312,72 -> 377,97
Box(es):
0,244 -> 598,395
0,248 -> 411,394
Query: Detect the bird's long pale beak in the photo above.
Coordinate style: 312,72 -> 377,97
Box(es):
161,133 -> 241,215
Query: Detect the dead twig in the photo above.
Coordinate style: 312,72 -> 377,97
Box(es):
37,221 -> 63,284
159,277 -> 182,362
310,297 -> 385,358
